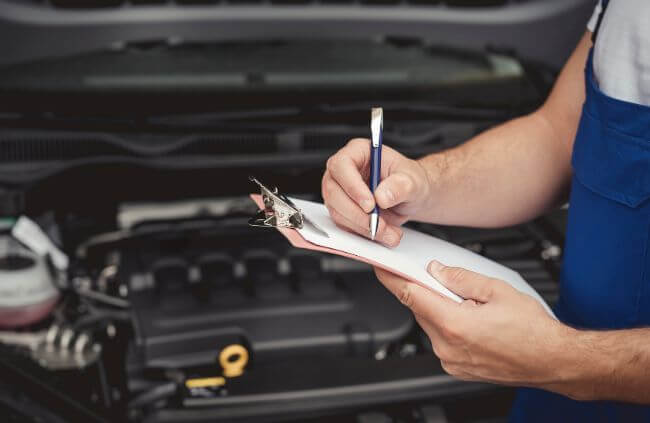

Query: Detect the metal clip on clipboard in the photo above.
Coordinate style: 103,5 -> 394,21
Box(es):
249,177 -> 329,238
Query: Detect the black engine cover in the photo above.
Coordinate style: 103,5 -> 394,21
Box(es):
124,220 -> 413,369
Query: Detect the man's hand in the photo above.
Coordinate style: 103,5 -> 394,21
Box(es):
374,261 -> 572,388
322,139 -> 433,247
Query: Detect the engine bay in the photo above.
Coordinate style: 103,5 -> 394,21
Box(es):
0,182 -> 566,422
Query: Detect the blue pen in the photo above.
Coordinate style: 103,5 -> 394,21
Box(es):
369,107 -> 383,240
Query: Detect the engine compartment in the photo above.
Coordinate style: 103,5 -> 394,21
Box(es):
0,181 -> 566,422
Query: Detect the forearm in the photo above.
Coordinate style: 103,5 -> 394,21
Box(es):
411,32 -> 592,228
542,327 -> 650,403
415,111 -> 572,227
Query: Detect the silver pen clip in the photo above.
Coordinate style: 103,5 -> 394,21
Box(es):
249,177 -> 329,238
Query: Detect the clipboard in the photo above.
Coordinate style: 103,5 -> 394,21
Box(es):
249,178 -> 555,317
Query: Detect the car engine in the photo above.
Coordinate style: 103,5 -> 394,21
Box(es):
0,175 -> 566,422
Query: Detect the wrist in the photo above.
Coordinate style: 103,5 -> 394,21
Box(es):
542,326 -> 613,401
415,153 -> 448,217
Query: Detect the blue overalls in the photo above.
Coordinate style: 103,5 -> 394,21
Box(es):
510,2 -> 650,421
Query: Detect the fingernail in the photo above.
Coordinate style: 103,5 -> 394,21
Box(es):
427,260 -> 443,276
361,198 -> 374,212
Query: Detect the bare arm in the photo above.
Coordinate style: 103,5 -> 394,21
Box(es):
554,327 -> 650,403
323,33 -> 592,242
422,33 -> 650,402
375,261 -> 650,405
418,32 -> 592,227
325,32 -> 650,402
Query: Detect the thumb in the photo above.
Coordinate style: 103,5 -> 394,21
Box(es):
427,260 -> 505,303
374,172 -> 419,209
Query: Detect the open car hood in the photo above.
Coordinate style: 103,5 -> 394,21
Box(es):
1,0 -> 593,69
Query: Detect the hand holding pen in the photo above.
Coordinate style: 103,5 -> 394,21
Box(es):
322,108 -> 434,247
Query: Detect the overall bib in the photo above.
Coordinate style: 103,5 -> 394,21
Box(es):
511,3 -> 650,420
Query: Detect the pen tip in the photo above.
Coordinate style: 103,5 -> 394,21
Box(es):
369,213 -> 378,241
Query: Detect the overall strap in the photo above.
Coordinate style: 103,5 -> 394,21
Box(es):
592,0 -> 611,43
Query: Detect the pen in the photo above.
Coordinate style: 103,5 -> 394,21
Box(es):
369,107 -> 383,241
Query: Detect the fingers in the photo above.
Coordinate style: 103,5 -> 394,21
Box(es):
381,209 -> 410,227
440,361 -> 476,381
326,139 -> 375,213
414,304 -> 475,382
326,139 -> 415,213
328,205 -> 403,247
322,139 -> 413,245
414,313 -> 440,341
323,171 -> 403,247
374,172 -> 419,210
374,267 -> 458,323
427,260 -> 506,303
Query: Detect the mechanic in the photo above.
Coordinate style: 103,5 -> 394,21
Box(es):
322,1 -> 650,421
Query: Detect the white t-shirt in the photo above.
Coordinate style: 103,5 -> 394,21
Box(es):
587,0 -> 650,106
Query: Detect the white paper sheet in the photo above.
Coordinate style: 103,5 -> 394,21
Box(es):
291,197 -> 555,317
